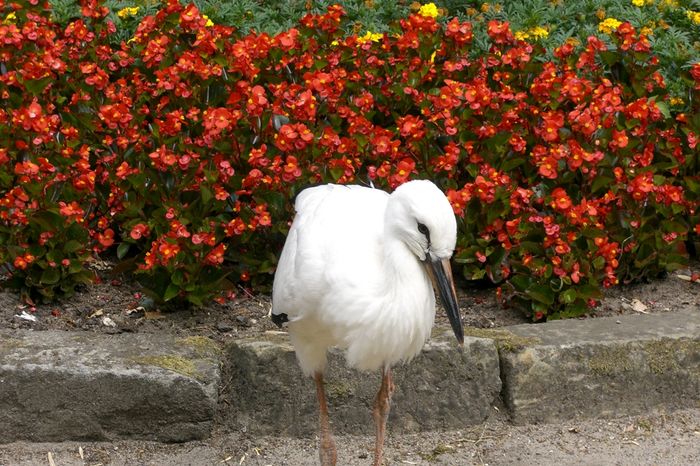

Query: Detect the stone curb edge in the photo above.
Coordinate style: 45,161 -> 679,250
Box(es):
0,309 -> 698,443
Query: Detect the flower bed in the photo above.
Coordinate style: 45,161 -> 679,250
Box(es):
1,0 -> 698,320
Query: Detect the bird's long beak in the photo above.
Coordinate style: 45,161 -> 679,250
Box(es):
424,255 -> 464,345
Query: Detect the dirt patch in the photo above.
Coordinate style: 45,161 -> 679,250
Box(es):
1,408 -> 699,465
0,259 -> 697,343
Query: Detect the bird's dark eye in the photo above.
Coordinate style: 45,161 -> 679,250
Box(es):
417,222 -> 429,237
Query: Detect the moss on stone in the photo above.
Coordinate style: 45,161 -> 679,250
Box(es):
587,339 -> 699,376
643,339 -> 699,374
178,336 -> 221,358
637,418 -> 653,432
463,328 -> 540,352
325,380 -> 354,401
0,338 -> 23,349
588,345 -> 633,375
133,354 -> 201,380
419,443 -> 456,461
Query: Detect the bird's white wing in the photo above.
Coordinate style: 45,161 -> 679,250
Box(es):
272,184 -> 389,322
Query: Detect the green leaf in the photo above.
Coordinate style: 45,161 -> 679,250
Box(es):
329,167 -> 344,181
69,260 -> 84,274
31,211 -> 64,232
201,185 -> 213,204
510,274 -> 532,292
64,240 -> 83,254
500,156 -> 525,172
654,100 -> 671,120
163,283 -> 180,302
576,283 -> 603,300
464,267 -> 486,280
559,288 -> 577,304
171,269 -> 185,286
117,242 -> 131,260
24,77 -> 52,95
591,176 -> 614,195
599,51 -> 620,66
526,284 -> 555,305
40,268 -> 61,285
187,293 -> 204,307
592,256 -> 606,270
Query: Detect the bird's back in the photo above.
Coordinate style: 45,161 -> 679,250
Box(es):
272,184 -> 389,324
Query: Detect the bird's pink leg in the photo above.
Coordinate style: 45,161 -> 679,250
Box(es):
314,372 -> 337,466
372,367 -> 395,466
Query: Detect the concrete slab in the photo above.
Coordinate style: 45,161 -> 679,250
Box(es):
498,309 -> 700,424
0,331 -> 220,443
223,330 -> 501,436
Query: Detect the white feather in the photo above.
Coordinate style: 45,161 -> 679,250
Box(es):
272,180 -> 457,375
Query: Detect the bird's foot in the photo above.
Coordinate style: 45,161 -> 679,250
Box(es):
319,435 -> 337,466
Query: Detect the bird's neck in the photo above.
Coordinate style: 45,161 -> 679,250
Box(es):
376,234 -> 436,359
382,235 -> 432,298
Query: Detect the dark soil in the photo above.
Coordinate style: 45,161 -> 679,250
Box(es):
1,259 -> 697,342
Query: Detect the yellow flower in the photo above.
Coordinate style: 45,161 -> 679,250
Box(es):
515,26 -> 549,41
599,17 -> 622,34
640,26 -> 654,36
670,96 -> 685,106
117,6 -> 140,19
530,26 -> 549,39
202,14 -> 214,27
357,31 -> 383,44
418,3 -> 439,18
631,0 -> 646,6
687,10 -> 700,25
2,11 -> 17,24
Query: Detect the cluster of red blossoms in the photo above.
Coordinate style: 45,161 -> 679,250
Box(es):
0,0 -> 698,316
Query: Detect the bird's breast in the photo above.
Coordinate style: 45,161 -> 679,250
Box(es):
340,270 -> 436,372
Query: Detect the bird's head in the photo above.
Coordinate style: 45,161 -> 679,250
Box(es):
386,180 -> 464,344
388,180 -> 457,262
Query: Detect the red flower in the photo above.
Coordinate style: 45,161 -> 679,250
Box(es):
13,256 -> 28,270
158,240 -> 181,262
282,156 -> 302,182
609,129 -> 628,150
445,18 -> 472,46
691,63 -> 700,89
509,134 -> 527,153
627,172 -> 654,201
390,158 -> 416,186
275,28 -> 299,51
397,115 -> 425,140
447,189 -> 469,216
97,229 -> 115,248
550,188 -> 572,212
130,223 -> 150,240
205,243 -> 226,265
486,20 -> 514,44
225,218 -> 246,236
537,111 -> 564,142
538,156 -> 559,179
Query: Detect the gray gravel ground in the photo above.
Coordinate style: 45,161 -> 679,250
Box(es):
2,408 -> 698,466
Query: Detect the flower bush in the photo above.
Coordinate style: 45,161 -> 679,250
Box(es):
1,0 -> 698,319
49,0 -> 700,104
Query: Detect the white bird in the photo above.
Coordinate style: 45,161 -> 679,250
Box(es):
271,180 -> 464,466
